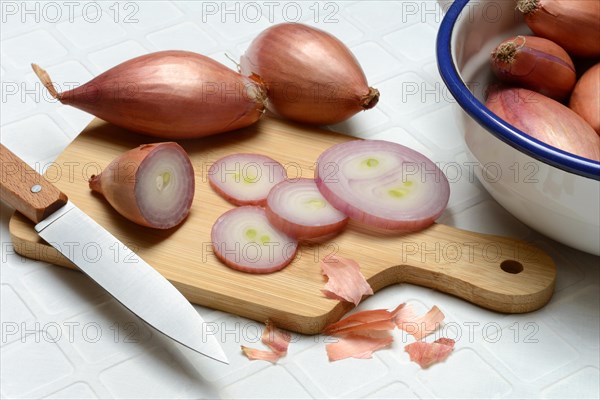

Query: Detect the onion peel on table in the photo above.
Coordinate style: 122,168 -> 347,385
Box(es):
395,305 -> 445,340
323,304 -> 407,336
241,320 -> 291,363
320,255 -> 374,306
326,333 -> 394,361
404,338 -> 455,369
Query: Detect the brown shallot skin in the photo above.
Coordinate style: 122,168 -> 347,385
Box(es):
490,35 -> 576,101
516,0 -> 600,58
240,23 -> 379,125
33,51 -> 266,139
89,142 -> 195,229
486,87 -> 600,161
569,63 -> 600,134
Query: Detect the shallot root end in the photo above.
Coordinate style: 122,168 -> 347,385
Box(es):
88,174 -> 101,193
31,63 -> 59,100
362,87 -> 380,110
516,0 -> 539,14
491,42 -> 517,64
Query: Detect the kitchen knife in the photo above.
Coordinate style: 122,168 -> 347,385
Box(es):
0,144 -> 228,364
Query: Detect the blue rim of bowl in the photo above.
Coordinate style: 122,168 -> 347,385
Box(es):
436,0 -> 600,181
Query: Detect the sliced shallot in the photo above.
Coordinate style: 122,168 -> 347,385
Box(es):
326,333 -> 393,361
315,140 -> 450,231
211,206 -> 298,273
266,178 -> 348,239
208,153 -> 287,206
89,143 -> 194,229
405,338 -> 455,369
320,255 -> 373,306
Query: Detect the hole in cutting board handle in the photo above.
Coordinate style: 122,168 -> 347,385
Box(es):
500,260 -> 524,274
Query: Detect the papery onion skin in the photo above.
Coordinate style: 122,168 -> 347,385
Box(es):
516,0 -> 600,58
486,87 -> 600,161
89,142 -> 195,229
569,63 -> 600,134
266,178 -> 349,239
315,140 -> 450,231
490,35 -> 576,100
240,23 -> 379,125
211,206 -> 298,274
32,51 -> 266,139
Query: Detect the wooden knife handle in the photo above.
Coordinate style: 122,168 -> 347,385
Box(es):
0,144 -> 68,223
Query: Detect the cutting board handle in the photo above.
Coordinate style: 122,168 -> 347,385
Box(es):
0,144 -> 68,223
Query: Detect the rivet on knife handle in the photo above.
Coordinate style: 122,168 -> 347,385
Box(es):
0,144 -> 68,223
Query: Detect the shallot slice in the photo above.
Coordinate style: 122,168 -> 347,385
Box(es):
320,255 -> 373,306
89,143 -> 194,229
211,206 -> 298,273
326,333 -> 393,361
266,178 -> 349,239
208,153 -> 287,206
405,338 -> 455,369
315,140 -> 450,231
396,305 -> 445,340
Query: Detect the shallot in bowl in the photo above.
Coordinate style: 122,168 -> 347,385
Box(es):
437,0 -> 600,255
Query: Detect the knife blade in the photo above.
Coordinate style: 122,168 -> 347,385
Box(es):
0,144 -> 228,364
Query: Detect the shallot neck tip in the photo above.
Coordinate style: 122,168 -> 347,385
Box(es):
362,88 -> 380,110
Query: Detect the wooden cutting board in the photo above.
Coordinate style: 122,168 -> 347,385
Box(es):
9,117 -> 556,334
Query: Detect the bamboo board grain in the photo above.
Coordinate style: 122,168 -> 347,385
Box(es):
9,117 -> 556,334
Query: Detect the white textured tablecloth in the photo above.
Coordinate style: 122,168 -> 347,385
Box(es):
1,1 -> 598,399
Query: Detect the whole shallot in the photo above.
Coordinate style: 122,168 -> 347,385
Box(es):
33,51 -> 266,139
89,142 -> 195,229
516,0 -> 600,58
486,87 -> 600,161
240,23 -> 379,125
490,35 -> 576,101
569,63 -> 600,134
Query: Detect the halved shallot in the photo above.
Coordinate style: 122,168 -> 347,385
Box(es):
266,178 -> 348,239
33,51 -> 266,139
208,153 -> 287,206
211,206 -> 298,273
89,143 -> 194,229
240,23 -> 379,125
315,140 -> 450,231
